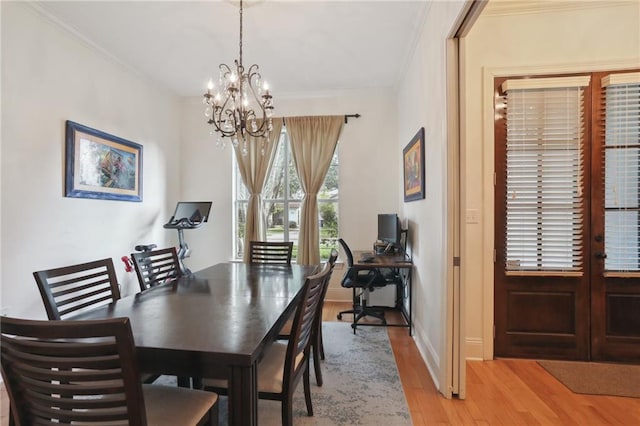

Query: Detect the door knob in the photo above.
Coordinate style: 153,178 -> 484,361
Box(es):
595,251 -> 607,259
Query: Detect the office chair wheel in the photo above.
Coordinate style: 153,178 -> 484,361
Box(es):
337,313 -> 343,320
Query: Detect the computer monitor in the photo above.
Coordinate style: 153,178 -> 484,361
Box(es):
377,213 -> 401,248
171,201 -> 212,224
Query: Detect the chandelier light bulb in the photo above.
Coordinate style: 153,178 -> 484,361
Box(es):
207,79 -> 214,91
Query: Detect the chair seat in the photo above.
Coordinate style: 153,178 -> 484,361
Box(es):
70,385 -> 217,426
143,384 -> 218,426
203,342 -> 304,395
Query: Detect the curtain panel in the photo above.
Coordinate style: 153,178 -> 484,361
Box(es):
286,115 -> 343,265
233,117 -> 284,262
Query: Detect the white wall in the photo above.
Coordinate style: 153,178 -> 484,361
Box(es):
396,0 -> 467,392
1,2 -> 182,318
462,1 -> 640,359
180,89 -> 401,299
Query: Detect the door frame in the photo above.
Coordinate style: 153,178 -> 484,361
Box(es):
480,60 -> 640,360
444,0 -> 487,399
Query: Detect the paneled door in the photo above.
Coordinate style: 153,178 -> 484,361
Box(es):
493,70 -> 640,362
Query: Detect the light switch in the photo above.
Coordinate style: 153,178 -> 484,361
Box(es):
465,209 -> 480,224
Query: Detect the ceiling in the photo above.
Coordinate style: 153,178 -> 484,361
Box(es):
32,1 -> 431,98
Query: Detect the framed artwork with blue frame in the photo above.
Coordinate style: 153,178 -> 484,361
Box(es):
65,120 -> 143,202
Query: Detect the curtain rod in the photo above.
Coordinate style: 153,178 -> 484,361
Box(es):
282,114 -> 361,126
344,114 -> 361,123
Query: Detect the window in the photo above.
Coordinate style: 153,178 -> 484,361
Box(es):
602,72 -> 640,272
233,130 -> 340,260
498,76 -> 590,274
497,71 -> 640,276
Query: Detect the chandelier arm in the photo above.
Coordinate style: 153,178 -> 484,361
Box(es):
211,94 -> 240,137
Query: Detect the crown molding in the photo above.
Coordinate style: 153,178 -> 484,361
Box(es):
482,0 -> 634,17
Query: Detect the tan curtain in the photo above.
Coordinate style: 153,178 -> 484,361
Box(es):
286,116 -> 343,265
234,117 -> 283,262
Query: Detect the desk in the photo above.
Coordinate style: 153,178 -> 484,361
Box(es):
73,262 -> 318,426
353,251 -> 413,334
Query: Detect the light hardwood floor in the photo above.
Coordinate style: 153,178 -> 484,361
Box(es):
2,302 -> 639,425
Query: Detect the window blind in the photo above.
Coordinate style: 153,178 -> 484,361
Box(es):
602,72 -> 640,273
501,76 -> 589,275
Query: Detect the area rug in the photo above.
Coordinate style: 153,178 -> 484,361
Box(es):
156,323 -> 412,425
538,360 -> 640,398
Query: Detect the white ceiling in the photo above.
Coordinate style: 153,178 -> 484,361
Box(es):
32,1 -> 430,98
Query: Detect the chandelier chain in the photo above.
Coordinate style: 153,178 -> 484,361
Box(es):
239,0 -> 243,67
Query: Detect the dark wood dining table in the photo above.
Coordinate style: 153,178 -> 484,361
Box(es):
72,262 -> 319,426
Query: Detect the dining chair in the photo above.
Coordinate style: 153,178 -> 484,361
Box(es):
131,246 -> 181,291
203,261 -> 331,426
249,241 -> 294,264
0,316 -> 219,426
33,258 -> 122,320
278,248 -> 338,386
33,258 -> 160,385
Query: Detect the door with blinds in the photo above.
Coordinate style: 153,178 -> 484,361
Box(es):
494,70 -> 640,362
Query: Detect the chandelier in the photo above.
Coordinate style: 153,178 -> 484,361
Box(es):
203,0 -> 274,148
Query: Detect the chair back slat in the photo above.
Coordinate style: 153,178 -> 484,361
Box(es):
33,259 -> 121,320
249,241 -> 294,265
131,247 -> 181,291
0,316 -> 147,425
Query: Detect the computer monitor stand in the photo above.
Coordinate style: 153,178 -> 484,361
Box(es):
163,202 -> 212,275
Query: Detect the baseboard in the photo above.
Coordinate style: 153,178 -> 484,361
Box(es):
412,320 -> 442,391
465,337 -> 484,360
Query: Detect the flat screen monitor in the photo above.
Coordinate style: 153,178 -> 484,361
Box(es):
377,213 -> 400,246
171,201 -> 212,224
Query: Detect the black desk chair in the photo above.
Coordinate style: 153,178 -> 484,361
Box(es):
336,238 -> 390,333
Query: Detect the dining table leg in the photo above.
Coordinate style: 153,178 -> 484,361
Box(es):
228,363 -> 258,426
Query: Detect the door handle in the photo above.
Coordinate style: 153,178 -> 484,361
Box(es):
595,251 -> 607,259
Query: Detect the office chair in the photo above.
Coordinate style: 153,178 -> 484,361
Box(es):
336,238 -> 389,332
